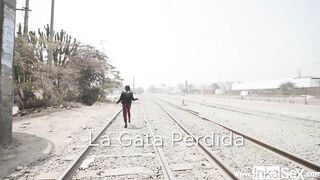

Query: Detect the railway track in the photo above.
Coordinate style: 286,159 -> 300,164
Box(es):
168,96 -> 320,124
55,97 -> 319,179
149,102 -> 237,179
57,109 -> 122,180
57,106 -> 174,180
200,102 -> 320,124
158,98 -> 320,173
57,101 -> 234,180
142,99 -> 233,179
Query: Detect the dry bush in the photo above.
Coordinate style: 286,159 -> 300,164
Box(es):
67,47 -> 108,105
14,25 -> 123,110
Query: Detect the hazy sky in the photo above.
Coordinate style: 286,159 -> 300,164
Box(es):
16,0 -> 320,88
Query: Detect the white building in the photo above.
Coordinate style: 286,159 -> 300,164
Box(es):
232,77 -> 320,90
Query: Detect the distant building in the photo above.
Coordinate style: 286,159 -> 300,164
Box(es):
148,85 -> 176,94
232,77 -> 320,91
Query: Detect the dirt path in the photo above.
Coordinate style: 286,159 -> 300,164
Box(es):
0,103 -> 120,179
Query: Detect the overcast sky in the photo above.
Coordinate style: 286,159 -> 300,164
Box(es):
16,0 -> 320,88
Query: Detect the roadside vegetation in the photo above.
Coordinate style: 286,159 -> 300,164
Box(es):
279,82 -> 297,96
13,24 -> 122,110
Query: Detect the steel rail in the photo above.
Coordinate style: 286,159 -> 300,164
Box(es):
160,98 -> 320,172
57,109 -> 122,180
141,105 -> 176,180
59,104 -> 176,180
155,101 -> 238,180
169,96 -> 320,124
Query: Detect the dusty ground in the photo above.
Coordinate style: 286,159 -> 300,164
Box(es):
0,102 -> 120,179
1,94 -> 319,179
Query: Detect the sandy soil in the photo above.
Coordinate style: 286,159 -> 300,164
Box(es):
0,102 -> 120,179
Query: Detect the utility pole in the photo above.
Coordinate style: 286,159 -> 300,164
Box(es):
48,0 -> 55,67
15,0 -> 31,36
185,81 -> 188,94
23,0 -> 29,35
0,0 -> 17,145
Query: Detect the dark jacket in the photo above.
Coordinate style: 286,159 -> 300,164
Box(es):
117,91 -> 137,104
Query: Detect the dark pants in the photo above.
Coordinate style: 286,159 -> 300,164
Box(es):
122,103 -> 131,123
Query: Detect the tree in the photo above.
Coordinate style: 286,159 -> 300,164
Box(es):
66,46 -> 122,105
211,83 -> 220,94
14,26 -> 48,109
26,24 -> 78,66
13,24 -> 122,109
279,82 -> 296,95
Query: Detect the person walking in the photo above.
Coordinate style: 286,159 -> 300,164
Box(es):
116,85 -> 138,128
